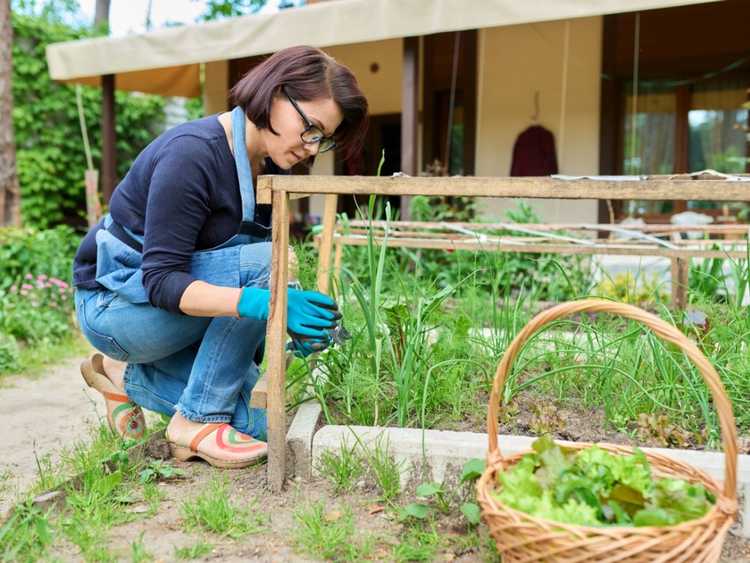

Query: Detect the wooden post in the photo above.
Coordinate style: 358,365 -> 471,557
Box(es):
400,36 -> 419,218
671,257 -> 689,311
316,194 -> 338,294
673,85 -> 691,215
101,74 -> 117,203
266,190 -> 289,492
333,240 -> 343,284
84,169 -> 101,228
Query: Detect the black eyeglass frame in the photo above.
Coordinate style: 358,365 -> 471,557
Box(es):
282,87 -> 337,154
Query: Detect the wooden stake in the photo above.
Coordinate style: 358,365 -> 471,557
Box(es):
266,190 -> 289,492
84,169 -> 101,228
316,194 -> 338,294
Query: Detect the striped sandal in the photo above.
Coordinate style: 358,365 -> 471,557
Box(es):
167,423 -> 268,469
80,353 -> 146,440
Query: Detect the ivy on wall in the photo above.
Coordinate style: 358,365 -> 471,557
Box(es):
12,12 -> 166,228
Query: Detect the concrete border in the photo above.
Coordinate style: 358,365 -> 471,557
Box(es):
285,400 -> 322,479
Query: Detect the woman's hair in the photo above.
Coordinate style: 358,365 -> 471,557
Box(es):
231,45 -> 369,161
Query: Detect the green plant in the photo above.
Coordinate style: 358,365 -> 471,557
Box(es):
174,541 -> 214,560
492,436 -> 714,527
292,501 -> 374,562
0,226 -> 80,289
365,437 -> 402,503
139,460 -> 185,484
0,333 -> 21,374
392,523 -> 441,562
130,532 -> 154,563
0,502 -> 53,562
317,441 -> 365,494
595,272 -> 667,305
180,477 -> 266,538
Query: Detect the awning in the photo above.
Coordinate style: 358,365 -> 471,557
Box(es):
46,0 -> 721,97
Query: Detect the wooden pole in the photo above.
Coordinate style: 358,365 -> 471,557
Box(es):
84,169 -> 101,228
316,194 -> 338,294
101,74 -> 117,203
266,190 -> 289,492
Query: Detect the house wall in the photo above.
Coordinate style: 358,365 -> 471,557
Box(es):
476,17 -> 603,222
309,38 -> 406,219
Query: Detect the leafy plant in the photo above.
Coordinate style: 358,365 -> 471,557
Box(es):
492,436 -> 715,527
139,460 -> 185,484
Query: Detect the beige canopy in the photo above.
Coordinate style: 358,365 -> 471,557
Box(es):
46,0 -> 720,97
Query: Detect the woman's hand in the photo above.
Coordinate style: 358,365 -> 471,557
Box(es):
237,287 -> 340,339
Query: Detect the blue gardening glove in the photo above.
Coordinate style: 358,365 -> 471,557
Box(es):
237,287 -> 341,339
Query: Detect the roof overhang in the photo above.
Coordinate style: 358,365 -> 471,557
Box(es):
46,0 -> 723,97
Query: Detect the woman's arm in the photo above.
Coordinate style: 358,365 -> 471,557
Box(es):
179,280 -> 242,318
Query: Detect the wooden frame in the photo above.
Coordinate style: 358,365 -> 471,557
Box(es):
253,174 -> 750,491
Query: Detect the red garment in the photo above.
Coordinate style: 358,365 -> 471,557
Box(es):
509,125 -> 559,176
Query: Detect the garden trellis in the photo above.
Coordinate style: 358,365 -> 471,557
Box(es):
251,173 -> 750,492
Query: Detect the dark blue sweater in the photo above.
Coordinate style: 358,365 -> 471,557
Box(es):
73,114 -> 277,313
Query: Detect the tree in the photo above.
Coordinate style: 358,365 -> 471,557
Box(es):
94,0 -> 110,32
0,0 -> 21,226
195,0 -> 268,21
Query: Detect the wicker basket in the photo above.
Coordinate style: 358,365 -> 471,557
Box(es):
476,299 -> 738,562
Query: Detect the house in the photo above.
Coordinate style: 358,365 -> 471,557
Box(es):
46,0 -> 750,224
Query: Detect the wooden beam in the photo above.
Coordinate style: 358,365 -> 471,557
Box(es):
101,74 -> 117,203
400,36 -> 419,218
331,234 -> 748,260
266,190 -> 289,492
256,175 -> 750,204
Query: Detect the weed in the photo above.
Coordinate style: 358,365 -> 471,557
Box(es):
366,437 -> 402,503
130,532 -> 154,563
174,540 -> 214,560
139,460 -> 184,484
0,501 -> 53,562
142,481 -> 164,517
292,501 -> 374,561
180,476 -> 266,538
393,522 -> 441,562
317,441 -> 365,494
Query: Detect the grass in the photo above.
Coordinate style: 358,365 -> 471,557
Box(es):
317,440 -> 365,494
292,500 -> 375,561
174,540 -> 214,560
180,476 -> 266,538
0,332 -> 90,383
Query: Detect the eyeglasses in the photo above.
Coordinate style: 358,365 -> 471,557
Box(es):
283,87 -> 337,154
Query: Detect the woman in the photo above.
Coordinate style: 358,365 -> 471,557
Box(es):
73,46 -> 368,469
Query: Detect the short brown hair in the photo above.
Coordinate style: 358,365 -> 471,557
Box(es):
231,45 -> 368,161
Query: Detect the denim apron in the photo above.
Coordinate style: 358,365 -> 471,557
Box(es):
93,106 -> 271,303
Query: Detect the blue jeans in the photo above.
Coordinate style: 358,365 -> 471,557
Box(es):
74,242 -> 273,440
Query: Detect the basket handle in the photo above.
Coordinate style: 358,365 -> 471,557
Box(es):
486,298 -> 738,500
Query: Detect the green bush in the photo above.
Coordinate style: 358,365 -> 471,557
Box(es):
0,333 -> 22,374
0,226 -> 80,290
12,11 -> 166,228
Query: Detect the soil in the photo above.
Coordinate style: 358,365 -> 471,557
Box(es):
0,352 -> 107,515
47,461 -> 497,562
436,389 -> 750,453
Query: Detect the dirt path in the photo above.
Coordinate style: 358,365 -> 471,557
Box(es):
0,353 -> 104,514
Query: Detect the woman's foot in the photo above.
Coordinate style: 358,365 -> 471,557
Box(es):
166,412 -> 267,469
80,353 -> 146,439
